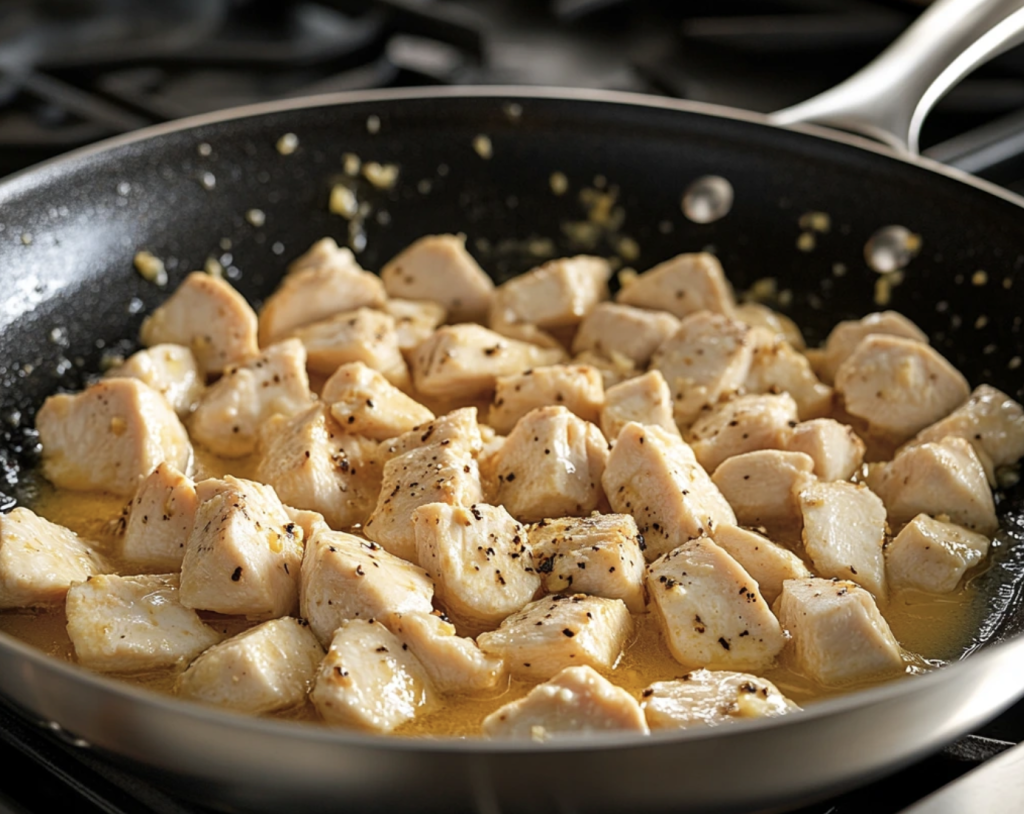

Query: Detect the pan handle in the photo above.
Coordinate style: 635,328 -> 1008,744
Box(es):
771,0 -> 1024,154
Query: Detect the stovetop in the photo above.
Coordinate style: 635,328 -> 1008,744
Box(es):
3,1 -> 1024,812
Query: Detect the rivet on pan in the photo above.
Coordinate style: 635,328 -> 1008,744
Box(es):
272,242 -> 285,256
681,176 -> 733,224
197,142 -> 212,156
864,225 -> 921,274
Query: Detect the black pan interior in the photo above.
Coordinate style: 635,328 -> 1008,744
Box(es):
0,91 -> 1022,646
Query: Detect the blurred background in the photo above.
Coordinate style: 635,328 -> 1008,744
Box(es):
4,0 -> 1024,189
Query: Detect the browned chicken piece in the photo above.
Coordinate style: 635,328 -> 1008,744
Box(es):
734,303 -> 805,350
289,308 -> 409,386
886,514 -> 989,594
380,234 -> 494,323
711,450 -> 817,532
382,298 -> 448,355
377,406 -> 483,462
179,476 -> 302,619
321,362 -> 434,441
258,238 -> 386,346
641,669 -> 799,730
775,578 -> 904,686
413,502 -> 540,630
476,594 -> 632,681
799,481 -> 888,599
106,344 -> 203,418
814,311 -> 929,385
256,404 -> 382,530
490,256 -> 611,334
867,436 -> 998,535
744,327 -> 833,420
140,272 -> 259,376
189,338 -> 312,458
491,406 -> 609,523
688,393 -> 799,474
616,252 -> 736,319
600,370 -> 679,442
300,525 -> 434,647
646,537 -> 785,672
783,418 -> 866,481
603,423 -> 735,562
572,302 -> 680,367
528,514 -> 646,613
363,444 -> 483,563
37,378 -> 192,496
650,311 -> 753,427
835,334 -> 969,444
483,666 -> 648,739
120,462 -> 197,571
571,349 -> 638,388
709,524 -> 811,605
488,365 -> 604,435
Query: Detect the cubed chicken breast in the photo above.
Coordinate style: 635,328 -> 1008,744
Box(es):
289,308 -> 409,386
711,450 -> 816,532
321,362 -> 434,441
384,611 -> 506,694
120,462 -> 197,571
816,311 -> 929,385
616,252 -> 736,319
688,393 -> 799,474
488,365 -> 604,435
775,578 -> 904,686
650,311 -> 753,427
377,406 -> 483,462
490,256 -> 611,333
528,514 -> 646,613
256,404 -> 382,531
491,406 -> 609,523
572,349 -> 638,389
646,537 -> 785,672
734,303 -> 805,349
641,669 -> 799,730
300,526 -> 434,646
363,444 -> 483,563
477,594 -> 632,680
411,324 -> 566,400
311,619 -> 436,732
709,524 -> 811,605
744,328 -> 833,420
189,338 -> 312,458
483,666 -> 648,739
107,344 -> 203,418
0,508 -> 105,608
603,423 -> 736,562
179,476 -> 303,619
258,239 -> 386,345
783,418 -> 866,482
380,234 -> 494,323
383,298 -> 448,355
886,514 -> 989,594
799,481 -> 887,599
66,573 -> 223,672
835,334 -> 969,443
600,370 -> 679,442
37,378 -> 192,496
176,617 -> 324,714
572,302 -> 681,367
140,272 -> 259,375
413,502 -> 539,630
868,437 -> 998,534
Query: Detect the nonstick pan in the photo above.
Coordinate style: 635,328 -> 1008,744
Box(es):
3,2 -> 1024,813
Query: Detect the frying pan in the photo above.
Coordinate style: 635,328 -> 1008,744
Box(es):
2,1 -> 1024,812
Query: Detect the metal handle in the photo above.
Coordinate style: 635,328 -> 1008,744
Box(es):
771,0 -> 1024,154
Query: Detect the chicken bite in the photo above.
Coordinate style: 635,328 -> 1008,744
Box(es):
311,619 -> 436,732
734,303 -> 805,349
476,594 -> 632,680
189,338 -> 311,458
321,362 -> 434,441
376,406 -> 483,462
490,255 -> 611,333
571,349 -> 638,389
572,302 -> 680,367
743,328 -> 832,420
641,669 -> 799,730
709,524 -> 811,605
119,462 -> 197,571
289,308 -> 409,386
616,252 -> 736,318
603,423 -> 735,562
775,578 -> 904,686
646,537 -> 785,672
711,450 -> 816,532
140,272 -> 259,375
816,311 -> 929,385
886,514 -> 989,594
66,573 -> 223,672
106,344 -> 203,418
688,393 -> 799,474
176,617 -> 324,714
783,418 -> 866,482
0,508 -> 105,609
528,514 -> 646,613
488,365 -> 604,435
600,370 -> 679,442
483,666 -> 648,739
491,406 -> 609,523
382,298 -> 447,355
37,377 -> 192,496
413,502 -> 539,630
